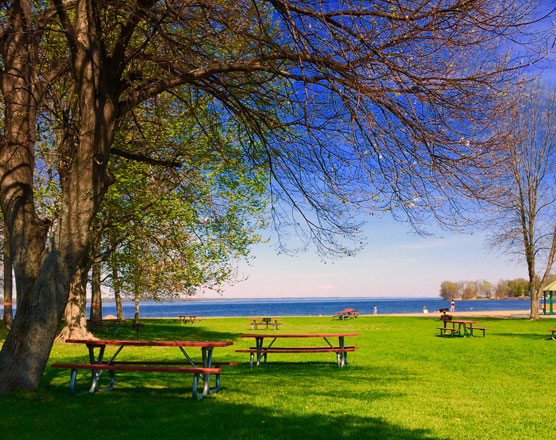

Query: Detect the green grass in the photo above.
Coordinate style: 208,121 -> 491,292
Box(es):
1,316 -> 555,439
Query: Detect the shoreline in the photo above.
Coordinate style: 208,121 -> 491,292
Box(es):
126,309 -> 556,319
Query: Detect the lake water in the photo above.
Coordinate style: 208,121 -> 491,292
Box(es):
78,297 -> 534,318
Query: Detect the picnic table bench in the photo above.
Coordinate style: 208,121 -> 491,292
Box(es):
550,328 -> 556,340
87,319 -> 127,335
236,333 -> 359,368
249,317 -> 282,330
174,315 -> 201,324
51,339 -> 233,400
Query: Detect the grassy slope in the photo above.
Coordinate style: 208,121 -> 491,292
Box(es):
0,316 -> 554,440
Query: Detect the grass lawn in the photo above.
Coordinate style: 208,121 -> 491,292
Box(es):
0,316 -> 554,440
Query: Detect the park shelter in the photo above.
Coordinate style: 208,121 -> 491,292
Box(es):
542,279 -> 556,315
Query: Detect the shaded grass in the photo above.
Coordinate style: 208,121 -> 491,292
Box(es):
1,316 -> 555,439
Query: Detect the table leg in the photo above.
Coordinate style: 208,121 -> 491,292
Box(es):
85,344 -> 121,393
339,336 -> 346,367
255,337 -> 264,367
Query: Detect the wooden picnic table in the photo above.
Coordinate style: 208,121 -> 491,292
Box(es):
175,315 -> 201,324
51,339 -> 233,399
249,317 -> 282,330
237,333 -> 359,368
333,309 -> 359,320
438,320 -> 489,337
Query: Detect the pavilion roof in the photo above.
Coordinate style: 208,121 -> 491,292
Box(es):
543,279 -> 556,292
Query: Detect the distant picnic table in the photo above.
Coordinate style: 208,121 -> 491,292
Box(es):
249,317 -> 282,330
333,308 -> 359,320
236,333 -> 359,368
438,319 -> 489,337
174,315 -> 201,324
51,339 -> 233,400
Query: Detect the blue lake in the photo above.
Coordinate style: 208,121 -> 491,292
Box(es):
77,297 -> 534,318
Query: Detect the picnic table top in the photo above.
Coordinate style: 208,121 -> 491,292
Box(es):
88,318 -> 126,322
241,333 -> 358,339
447,320 -> 480,324
178,315 -> 197,318
65,339 -> 233,347
252,317 -> 282,320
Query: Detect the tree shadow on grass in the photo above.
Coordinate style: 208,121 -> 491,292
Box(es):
86,319 -> 240,342
490,332 -> 553,340
4,375 -> 450,440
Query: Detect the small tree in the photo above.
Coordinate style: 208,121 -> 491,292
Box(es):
487,83 -> 556,318
440,281 -> 459,300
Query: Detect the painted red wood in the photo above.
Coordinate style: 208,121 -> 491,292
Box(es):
240,333 -> 358,338
248,346 -> 359,350
108,361 -> 238,366
236,348 -> 356,353
50,363 -> 220,374
66,339 -> 233,347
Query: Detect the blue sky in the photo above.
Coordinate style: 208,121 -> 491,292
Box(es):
215,219 -> 525,299
213,7 -> 555,300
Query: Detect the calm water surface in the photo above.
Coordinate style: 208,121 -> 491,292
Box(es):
84,297 -> 534,318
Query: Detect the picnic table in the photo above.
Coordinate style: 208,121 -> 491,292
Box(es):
51,339 -> 233,399
332,308 -> 359,320
249,317 -> 282,330
174,315 -> 201,324
438,320 -> 489,337
236,333 -> 359,368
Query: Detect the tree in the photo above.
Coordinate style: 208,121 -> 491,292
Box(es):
439,281 -> 459,300
2,225 -> 13,329
462,281 -> 478,299
495,279 -> 510,298
477,280 -> 493,298
486,83 -> 556,318
0,0 -> 551,393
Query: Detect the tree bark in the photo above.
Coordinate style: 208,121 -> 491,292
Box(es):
0,1 -> 116,392
112,253 -> 124,320
134,287 -> 140,325
2,227 -> 13,330
56,266 -> 96,342
90,226 -> 102,320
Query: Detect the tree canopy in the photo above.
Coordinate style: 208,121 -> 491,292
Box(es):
0,0 -> 552,393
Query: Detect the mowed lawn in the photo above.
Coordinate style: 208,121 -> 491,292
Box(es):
0,316 -> 554,440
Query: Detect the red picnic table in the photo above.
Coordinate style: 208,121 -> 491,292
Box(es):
333,308 -> 359,320
51,339 -> 233,399
236,333 -> 359,368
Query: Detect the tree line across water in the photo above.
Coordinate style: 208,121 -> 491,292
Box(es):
439,277 -> 556,301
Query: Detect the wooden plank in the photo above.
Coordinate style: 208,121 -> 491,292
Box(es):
240,333 -> 358,338
65,339 -> 233,347
235,348 -> 357,353
50,363 -> 220,374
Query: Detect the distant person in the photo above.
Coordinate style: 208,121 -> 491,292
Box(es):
373,305 -> 377,315
450,300 -> 455,313
423,306 -> 428,314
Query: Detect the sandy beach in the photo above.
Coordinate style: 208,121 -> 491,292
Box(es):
386,310 -> 538,318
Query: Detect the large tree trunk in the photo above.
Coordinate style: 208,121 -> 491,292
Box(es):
3,227 -> 13,330
134,289 -> 140,325
530,285 -> 540,320
0,1 -> 116,392
56,266 -> 96,342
